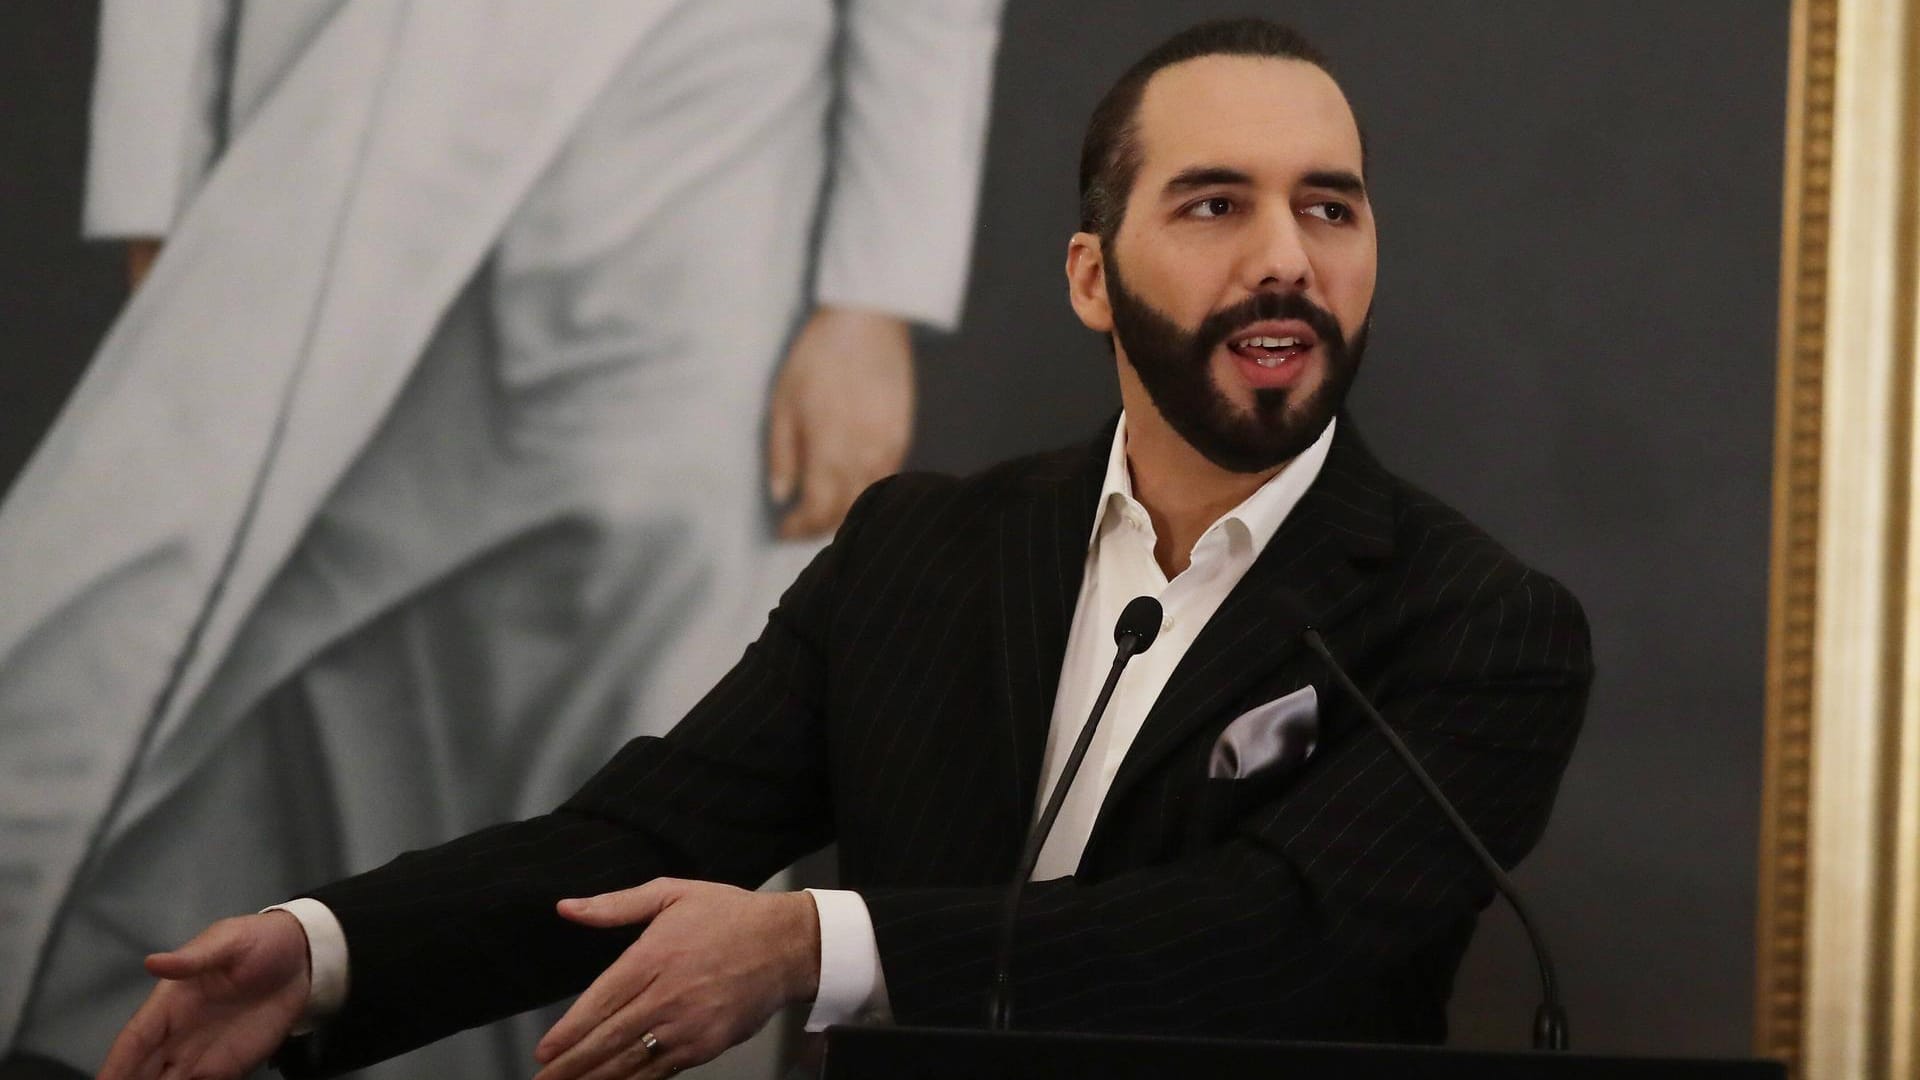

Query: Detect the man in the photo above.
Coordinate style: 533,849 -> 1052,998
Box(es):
0,3 -> 999,1078
99,19 -> 1592,1080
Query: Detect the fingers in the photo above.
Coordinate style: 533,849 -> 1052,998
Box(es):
535,929 -> 670,1065
778,469 -> 849,541
97,997 -> 166,1080
100,918 -> 305,1080
143,949 -> 214,980
99,993 -> 211,1080
541,880 -> 784,1080
568,1037 -> 655,1080
556,878 -> 680,928
768,394 -> 800,506
535,995 -> 661,1080
769,308 -> 913,540
143,922 -> 244,980
552,1011 -> 716,1080
775,387 -> 908,539
126,239 -> 161,291
541,881 -> 686,1061
581,1025 -> 693,1080
536,974 -> 643,1067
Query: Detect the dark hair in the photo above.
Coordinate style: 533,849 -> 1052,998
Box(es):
1077,19 -> 1356,239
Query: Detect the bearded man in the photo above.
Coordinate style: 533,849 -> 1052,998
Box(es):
98,18 -> 1591,1080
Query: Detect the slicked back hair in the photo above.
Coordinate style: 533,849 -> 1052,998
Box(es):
1077,19 -> 1359,241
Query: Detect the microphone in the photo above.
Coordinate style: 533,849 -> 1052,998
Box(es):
987,595 -> 1163,1030
1300,628 -> 1571,1052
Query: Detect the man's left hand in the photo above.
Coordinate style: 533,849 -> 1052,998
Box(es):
533,880 -> 821,1080
768,306 -> 915,539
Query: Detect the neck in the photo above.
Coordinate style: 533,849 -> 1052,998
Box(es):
1122,408 -> 1286,579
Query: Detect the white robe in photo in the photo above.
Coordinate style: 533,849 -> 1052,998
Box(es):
0,2 -> 1000,1077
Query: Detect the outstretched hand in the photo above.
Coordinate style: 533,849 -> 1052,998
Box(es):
768,306 -> 914,539
532,880 -> 820,1080
96,911 -> 312,1080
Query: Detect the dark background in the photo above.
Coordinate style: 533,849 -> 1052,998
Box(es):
2,0 -> 1785,1060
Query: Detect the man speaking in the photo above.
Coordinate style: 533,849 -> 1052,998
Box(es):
98,19 -> 1591,1080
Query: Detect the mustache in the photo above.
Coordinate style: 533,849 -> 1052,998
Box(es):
1194,291 -> 1347,355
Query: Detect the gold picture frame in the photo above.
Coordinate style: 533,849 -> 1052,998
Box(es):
1759,0 -> 1920,1076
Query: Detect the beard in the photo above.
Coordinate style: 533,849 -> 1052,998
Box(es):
1105,253 -> 1368,473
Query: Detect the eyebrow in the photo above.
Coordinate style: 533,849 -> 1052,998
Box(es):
1160,165 -> 1369,201
1162,166 -> 1254,195
1302,169 -> 1368,198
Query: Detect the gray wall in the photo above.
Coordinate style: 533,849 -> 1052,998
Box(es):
6,0 -> 1785,1061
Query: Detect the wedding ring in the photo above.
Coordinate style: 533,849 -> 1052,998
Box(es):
640,1031 -> 662,1055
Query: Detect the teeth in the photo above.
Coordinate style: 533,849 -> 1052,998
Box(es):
1235,335 -> 1303,349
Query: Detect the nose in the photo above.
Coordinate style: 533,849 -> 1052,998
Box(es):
1244,208 -> 1313,293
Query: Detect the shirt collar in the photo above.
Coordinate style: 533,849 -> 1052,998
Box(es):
1089,411 -> 1339,559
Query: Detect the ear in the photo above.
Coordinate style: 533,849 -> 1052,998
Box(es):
1065,232 -> 1114,334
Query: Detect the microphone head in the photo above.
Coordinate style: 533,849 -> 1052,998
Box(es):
1115,595 -> 1164,653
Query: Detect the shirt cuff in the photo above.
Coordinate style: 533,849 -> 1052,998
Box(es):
262,898 -> 350,1032
802,888 -> 891,1031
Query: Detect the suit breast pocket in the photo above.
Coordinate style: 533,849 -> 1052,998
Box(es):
1186,772 -> 1297,849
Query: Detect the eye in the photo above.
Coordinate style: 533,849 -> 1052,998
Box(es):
1303,201 -> 1353,224
1186,196 -> 1236,219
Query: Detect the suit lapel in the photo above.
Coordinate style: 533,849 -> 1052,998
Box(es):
988,420 -> 1112,857
1090,422 -> 1397,851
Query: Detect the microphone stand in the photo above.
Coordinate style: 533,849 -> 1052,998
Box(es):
987,609 -> 1157,1030
1303,628 -> 1570,1051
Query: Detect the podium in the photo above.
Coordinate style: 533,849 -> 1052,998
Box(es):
821,1026 -> 1786,1079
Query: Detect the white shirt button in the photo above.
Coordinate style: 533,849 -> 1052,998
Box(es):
1161,614 -> 1175,633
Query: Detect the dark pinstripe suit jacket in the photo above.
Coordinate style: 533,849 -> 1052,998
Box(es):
293,418 -> 1592,1075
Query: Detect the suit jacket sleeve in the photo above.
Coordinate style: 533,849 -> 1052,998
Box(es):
284,483 -> 894,1076
859,569 -> 1592,1037
811,0 -> 1003,330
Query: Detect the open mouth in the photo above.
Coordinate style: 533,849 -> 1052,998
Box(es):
1225,320 -> 1318,366
1222,320 -> 1319,387
1228,333 -> 1312,367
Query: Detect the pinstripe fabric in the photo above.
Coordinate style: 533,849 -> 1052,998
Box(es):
290,417 -> 1591,1074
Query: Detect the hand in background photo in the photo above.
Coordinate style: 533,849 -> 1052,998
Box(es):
95,912 -> 310,1080
124,239 -> 160,292
768,306 -> 915,539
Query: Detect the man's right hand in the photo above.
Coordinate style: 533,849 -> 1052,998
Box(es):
96,911 -> 311,1080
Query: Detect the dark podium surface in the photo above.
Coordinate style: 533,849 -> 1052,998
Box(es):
822,1026 -> 1787,1079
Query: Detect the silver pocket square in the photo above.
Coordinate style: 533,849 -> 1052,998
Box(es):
1208,685 -> 1319,779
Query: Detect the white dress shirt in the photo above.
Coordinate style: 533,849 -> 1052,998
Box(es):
278,413 -> 1336,1033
